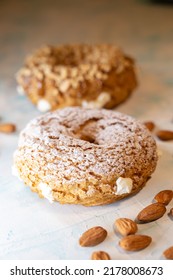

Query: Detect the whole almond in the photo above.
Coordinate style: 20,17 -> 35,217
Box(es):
119,234 -> 152,251
156,130 -> 173,141
0,123 -> 16,133
163,246 -> 173,260
169,208 -> 173,216
114,218 -> 138,236
154,190 -> 173,205
143,121 -> 155,132
91,251 -> 111,260
136,202 -> 166,223
79,226 -> 107,247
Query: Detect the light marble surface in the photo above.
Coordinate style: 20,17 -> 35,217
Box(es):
0,0 -> 173,260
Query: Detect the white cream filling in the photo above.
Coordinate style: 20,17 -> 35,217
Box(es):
17,85 -> 25,96
37,99 -> 51,112
115,177 -> 133,195
12,165 -> 22,181
97,92 -> 111,104
38,182 -> 54,203
82,92 -> 111,109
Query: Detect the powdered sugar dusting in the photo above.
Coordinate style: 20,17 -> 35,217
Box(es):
86,186 -> 96,196
13,107 -> 158,203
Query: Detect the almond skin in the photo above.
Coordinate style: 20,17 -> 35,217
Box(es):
114,218 -> 138,236
136,202 -> 166,223
119,234 -> 152,251
154,190 -> 173,205
156,130 -> 173,141
0,123 -> 16,133
143,121 -> 155,132
79,226 -> 107,247
169,208 -> 173,217
91,251 -> 111,260
163,246 -> 173,260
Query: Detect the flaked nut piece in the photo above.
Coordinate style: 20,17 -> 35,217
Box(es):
114,218 -> 138,236
143,121 -> 155,132
0,123 -> 16,133
91,251 -> 111,260
163,246 -> 173,260
154,190 -> 173,205
156,130 -> 173,141
136,202 -> 166,223
79,226 -> 107,247
119,234 -> 152,251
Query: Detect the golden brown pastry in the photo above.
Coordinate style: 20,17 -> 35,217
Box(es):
13,107 -> 158,206
16,44 -> 137,112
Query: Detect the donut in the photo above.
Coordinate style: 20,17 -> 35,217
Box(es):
16,44 -> 137,112
13,107 -> 158,206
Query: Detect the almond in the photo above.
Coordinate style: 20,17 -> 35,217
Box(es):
0,123 -> 16,133
154,190 -> 173,205
169,208 -> 173,216
156,130 -> 173,141
119,234 -> 152,251
91,251 -> 111,260
114,218 -> 138,236
136,202 -> 166,223
163,246 -> 173,260
143,121 -> 155,132
79,226 -> 107,247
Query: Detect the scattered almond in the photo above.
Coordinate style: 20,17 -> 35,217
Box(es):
156,130 -> 173,141
169,208 -> 173,217
114,218 -> 138,236
119,234 -> 152,251
136,202 -> 166,223
143,121 -> 155,132
79,226 -> 107,247
91,251 -> 111,260
0,123 -> 16,133
154,190 -> 173,205
163,246 -> 173,260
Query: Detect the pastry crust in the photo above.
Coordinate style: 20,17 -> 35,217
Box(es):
16,44 -> 137,111
13,107 -> 158,206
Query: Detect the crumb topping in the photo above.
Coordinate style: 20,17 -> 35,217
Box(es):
16,44 -> 137,111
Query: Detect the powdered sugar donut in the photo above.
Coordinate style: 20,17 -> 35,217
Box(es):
16,44 -> 137,112
13,107 -> 157,206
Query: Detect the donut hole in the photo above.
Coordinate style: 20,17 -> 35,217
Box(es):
72,118 -> 101,144
73,129 -> 99,144
80,134 -> 98,144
